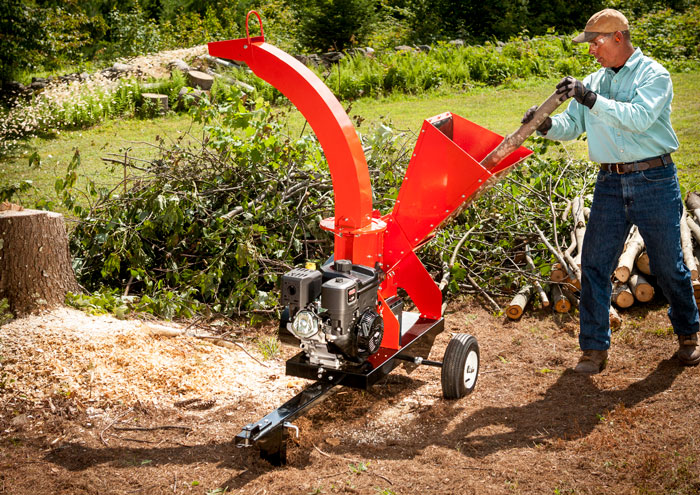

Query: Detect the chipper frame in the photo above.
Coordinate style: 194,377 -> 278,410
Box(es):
208,12 -> 534,465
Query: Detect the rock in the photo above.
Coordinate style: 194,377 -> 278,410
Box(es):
394,45 -> 414,53
417,44 -> 431,53
346,47 -> 367,57
449,39 -> 465,47
365,47 -> 375,56
167,59 -> 190,73
112,62 -> 134,73
321,51 -> 344,64
187,70 -> 214,90
141,93 -> 169,112
29,81 -> 47,91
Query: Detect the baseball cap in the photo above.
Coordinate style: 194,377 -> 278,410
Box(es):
573,9 -> 629,43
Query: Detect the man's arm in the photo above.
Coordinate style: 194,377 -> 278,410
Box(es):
589,72 -> 673,133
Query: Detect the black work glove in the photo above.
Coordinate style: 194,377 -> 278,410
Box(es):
521,105 -> 552,134
556,76 -> 597,109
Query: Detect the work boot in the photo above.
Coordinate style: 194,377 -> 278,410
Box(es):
677,333 -> 700,366
574,349 -> 608,374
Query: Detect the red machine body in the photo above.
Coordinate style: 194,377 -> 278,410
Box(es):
208,12 -> 532,353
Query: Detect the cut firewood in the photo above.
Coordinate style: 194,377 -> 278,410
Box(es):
552,284 -> 572,313
612,282 -> 634,308
609,306 -> 622,329
628,271 -> 654,303
681,208 -> 698,280
687,214 -> 700,245
571,196 -> 586,268
615,226 -> 644,283
506,285 -> 533,320
685,191 -> 700,224
636,250 -> 651,275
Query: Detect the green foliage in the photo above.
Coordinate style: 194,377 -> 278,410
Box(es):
292,0 -> 379,52
633,6 -> 700,69
0,298 -> 13,326
0,0 -> 44,83
62,93 -> 340,317
254,336 -> 281,359
322,35 -> 597,100
424,138 -> 598,299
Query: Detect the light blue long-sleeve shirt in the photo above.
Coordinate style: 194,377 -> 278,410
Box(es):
545,48 -> 679,163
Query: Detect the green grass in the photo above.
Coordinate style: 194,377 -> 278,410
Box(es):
1,114 -> 205,210
3,72 -> 700,205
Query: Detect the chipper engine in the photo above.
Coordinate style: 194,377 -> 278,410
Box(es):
207,11 -> 560,465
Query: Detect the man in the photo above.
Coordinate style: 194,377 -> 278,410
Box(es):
523,8 -> 700,373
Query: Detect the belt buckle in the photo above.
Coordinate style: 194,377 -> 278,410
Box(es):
611,163 -> 623,174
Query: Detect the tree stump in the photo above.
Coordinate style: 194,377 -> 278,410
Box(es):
187,70 -> 214,90
0,208 -> 79,316
142,93 -> 169,112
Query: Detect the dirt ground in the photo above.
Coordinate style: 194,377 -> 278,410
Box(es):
1,297 -> 699,495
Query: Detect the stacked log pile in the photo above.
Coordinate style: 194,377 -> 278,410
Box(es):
506,192 -> 700,323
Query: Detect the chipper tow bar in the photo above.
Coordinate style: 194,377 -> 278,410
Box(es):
208,11 -> 567,466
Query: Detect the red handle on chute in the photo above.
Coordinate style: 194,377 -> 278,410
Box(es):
245,10 -> 265,43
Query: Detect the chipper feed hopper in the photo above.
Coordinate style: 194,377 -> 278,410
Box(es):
208,12 -> 534,465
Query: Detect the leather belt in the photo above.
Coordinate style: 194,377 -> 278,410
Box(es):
600,153 -> 672,174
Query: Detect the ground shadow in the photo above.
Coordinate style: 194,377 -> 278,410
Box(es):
326,357 -> 684,461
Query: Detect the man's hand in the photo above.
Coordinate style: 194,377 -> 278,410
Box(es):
556,76 -> 597,109
521,105 -> 552,134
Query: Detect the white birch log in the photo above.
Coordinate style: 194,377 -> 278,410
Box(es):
615,226 -> 644,283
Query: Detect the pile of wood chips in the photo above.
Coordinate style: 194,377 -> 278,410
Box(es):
0,307 -> 302,410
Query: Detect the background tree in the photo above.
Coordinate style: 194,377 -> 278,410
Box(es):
292,0 -> 379,51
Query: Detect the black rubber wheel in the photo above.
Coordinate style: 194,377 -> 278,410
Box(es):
441,333 -> 480,399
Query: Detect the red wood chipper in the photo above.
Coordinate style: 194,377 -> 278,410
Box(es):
208,12 -> 548,466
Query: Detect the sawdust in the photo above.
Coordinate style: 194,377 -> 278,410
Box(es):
117,45 -> 209,79
0,307 -> 304,409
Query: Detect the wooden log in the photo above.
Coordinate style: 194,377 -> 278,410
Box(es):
609,306 -> 622,329
680,208 -> 698,280
571,196 -> 586,269
0,208 -> 80,315
552,284 -> 572,313
685,191 -> 700,223
480,90 -> 568,170
187,70 -> 215,90
506,285 -> 533,320
615,226 -> 644,283
141,93 -> 169,112
687,214 -> 700,245
612,282 -> 634,308
628,271 -> 654,303
636,250 -> 651,275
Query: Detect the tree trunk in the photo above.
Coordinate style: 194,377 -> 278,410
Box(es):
480,91 -> 568,170
615,226 -> 644,283
609,306 -> 622,329
0,208 -> 80,316
571,196 -> 586,269
636,250 -> 651,275
552,284 -> 571,313
506,285 -> 533,320
628,271 -> 654,303
685,191 -> 700,224
680,208 -> 698,280
612,282 -> 634,308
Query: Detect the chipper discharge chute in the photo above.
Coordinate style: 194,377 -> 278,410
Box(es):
208,11 -> 562,465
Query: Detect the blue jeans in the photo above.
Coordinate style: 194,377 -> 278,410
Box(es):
579,162 -> 699,351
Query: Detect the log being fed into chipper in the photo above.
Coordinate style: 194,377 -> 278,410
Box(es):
208,11 -> 567,465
